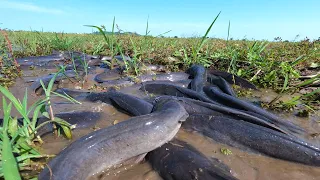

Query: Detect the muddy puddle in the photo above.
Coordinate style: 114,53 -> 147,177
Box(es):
1,61 -> 320,180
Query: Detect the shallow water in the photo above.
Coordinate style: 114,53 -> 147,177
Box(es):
1,63 -> 320,180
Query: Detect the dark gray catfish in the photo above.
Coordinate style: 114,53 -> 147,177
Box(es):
0,111 -> 102,137
147,139 -> 238,180
17,54 -> 65,68
203,86 -> 304,134
17,51 -> 100,69
38,99 -> 189,180
54,88 -> 154,116
207,74 -> 237,97
141,80 -> 191,88
85,90 -> 154,116
140,81 -> 218,104
104,94 -> 237,180
208,69 -> 257,90
186,64 -> 207,93
138,72 -> 190,82
30,70 -> 79,94
54,88 -> 91,98
153,96 -> 297,135
183,114 -> 320,166
36,111 -> 102,136
94,68 -> 123,83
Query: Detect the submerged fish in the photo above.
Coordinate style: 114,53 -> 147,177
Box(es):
147,139 -> 238,180
38,99 -> 188,180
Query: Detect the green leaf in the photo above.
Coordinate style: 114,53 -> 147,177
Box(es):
51,91 -> 82,104
31,103 -> 45,129
15,139 -> 40,155
84,25 -> 110,46
2,98 -> 21,180
197,11 -> 221,53
22,88 -> 28,114
0,86 -> 22,112
27,98 -> 46,116
43,66 -> 66,96
16,154 -> 54,163
8,117 -> 18,136
0,86 -> 29,123
60,125 -> 72,139
291,55 -> 305,66
281,73 -> 289,92
2,130 -> 21,180
295,74 -> 320,88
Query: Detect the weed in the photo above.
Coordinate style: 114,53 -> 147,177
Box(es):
0,67 -> 81,178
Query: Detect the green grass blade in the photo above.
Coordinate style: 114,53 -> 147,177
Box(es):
145,15 -> 150,36
197,11 -> 221,52
227,20 -> 231,42
156,30 -> 172,37
301,87 -> 320,98
281,73 -> 289,92
51,91 -> 82,104
84,25 -> 110,46
291,55 -> 305,66
296,74 -> 320,88
0,86 -> 23,113
31,103 -> 44,129
46,67 -> 65,94
16,154 -> 54,163
2,98 -> 22,180
2,131 -> 21,180
22,88 -> 28,114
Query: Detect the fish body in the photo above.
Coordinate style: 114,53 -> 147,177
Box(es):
38,99 -> 189,180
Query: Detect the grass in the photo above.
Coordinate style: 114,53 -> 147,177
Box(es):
0,14 -> 318,105
0,65 -> 81,179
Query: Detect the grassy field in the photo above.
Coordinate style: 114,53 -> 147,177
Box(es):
0,19 -> 319,179
1,29 -> 318,82
1,25 -> 319,103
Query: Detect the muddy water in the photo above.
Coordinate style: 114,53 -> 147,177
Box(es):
1,66 -> 320,180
